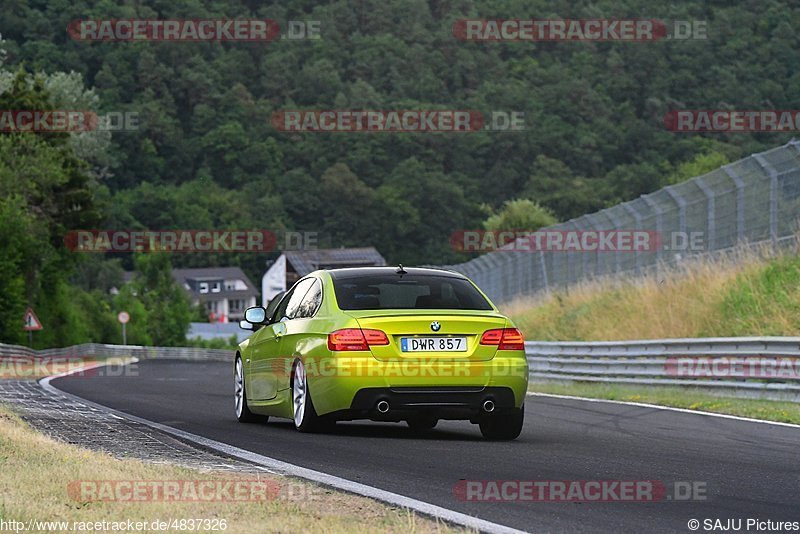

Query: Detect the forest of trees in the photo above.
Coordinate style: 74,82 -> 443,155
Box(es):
1,0 -> 798,346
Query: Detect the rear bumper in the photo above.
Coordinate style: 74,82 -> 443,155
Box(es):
306,352 -> 528,418
334,386 -> 517,421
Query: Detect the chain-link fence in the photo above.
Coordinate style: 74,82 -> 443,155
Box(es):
445,139 -> 800,304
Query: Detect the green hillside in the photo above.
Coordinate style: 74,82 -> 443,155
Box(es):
2,0 -> 799,345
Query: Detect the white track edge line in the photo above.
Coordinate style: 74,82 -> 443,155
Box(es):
38,364 -> 526,534
528,392 -> 800,429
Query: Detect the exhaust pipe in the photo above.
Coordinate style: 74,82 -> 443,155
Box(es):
482,399 -> 495,413
376,400 -> 390,413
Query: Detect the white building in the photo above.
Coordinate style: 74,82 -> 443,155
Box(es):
173,267 -> 258,323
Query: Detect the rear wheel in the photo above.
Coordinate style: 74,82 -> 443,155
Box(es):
479,405 -> 524,440
292,360 -> 328,432
235,356 -> 266,423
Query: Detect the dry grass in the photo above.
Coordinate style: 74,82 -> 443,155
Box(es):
0,407 -> 461,534
505,247 -> 795,341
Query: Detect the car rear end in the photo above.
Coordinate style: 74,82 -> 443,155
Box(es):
311,268 -> 528,424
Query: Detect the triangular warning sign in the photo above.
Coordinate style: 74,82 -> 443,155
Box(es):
23,307 -> 43,331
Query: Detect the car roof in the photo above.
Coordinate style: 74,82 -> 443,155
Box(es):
325,266 -> 466,280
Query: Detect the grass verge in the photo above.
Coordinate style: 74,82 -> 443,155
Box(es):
528,381 -> 800,424
506,248 -> 800,341
508,248 -> 800,425
0,406 -> 460,533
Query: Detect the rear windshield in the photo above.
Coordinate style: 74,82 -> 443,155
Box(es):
332,274 -> 493,311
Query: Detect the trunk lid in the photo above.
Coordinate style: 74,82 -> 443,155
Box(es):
346,310 -> 506,361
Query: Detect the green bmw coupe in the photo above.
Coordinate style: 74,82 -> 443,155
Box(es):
235,267 -> 528,440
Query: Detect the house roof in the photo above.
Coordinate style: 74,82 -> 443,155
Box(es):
172,267 -> 258,297
284,247 -> 386,276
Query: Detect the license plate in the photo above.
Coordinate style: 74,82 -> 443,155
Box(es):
400,337 -> 467,352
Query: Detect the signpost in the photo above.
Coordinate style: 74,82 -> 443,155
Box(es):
23,307 -> 43,347
117,311 -> 130,345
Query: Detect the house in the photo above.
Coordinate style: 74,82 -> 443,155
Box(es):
172,267 -> 258,323
261,247 -> 386,306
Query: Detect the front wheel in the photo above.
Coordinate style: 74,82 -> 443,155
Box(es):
479,405 -> 524,440
235,356 -> 266,423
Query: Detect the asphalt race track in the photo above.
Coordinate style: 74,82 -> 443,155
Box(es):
53,359 -> 800,533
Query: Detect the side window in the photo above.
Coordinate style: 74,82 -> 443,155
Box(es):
264,291 -> 286,323
282,278 -> 316,321
296,279 -> 323,318
271,289 -> 293,323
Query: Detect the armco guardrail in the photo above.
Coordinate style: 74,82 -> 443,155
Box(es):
527,337 -> 800,402
3,339 -> 799,402
0,343 -> 231,362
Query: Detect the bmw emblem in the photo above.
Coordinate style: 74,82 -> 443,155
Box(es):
430,321 -> 441,332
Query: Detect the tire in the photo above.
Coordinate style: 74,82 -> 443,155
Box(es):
235,356 -> 266,423
406,416 -> 438,430
292,360 -> 328,432
479,405 -> 524,441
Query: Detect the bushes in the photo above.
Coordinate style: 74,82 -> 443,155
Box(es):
186,335 -> 240,349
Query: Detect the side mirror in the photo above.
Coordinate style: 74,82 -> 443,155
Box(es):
239,320 -> 255,331
244,306 -> 267,324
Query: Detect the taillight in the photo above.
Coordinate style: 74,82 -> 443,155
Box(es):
327,328 -> 389,351
328,329 -> 368,351
480,329 -> 503,345
362,329 -> 389,345
480,328 -> 525,351
498,328 -> 525,350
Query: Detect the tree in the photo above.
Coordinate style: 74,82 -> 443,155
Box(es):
0,196 -> 38,344
663,140 -> 737,186
112,287 -> 153,346
484,199 -> 558,233
0,70 -> 101,346
376,157 -> 483,264
129,253 -> 192,346
523,155 -> 605,221
320,163 -> 378,246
